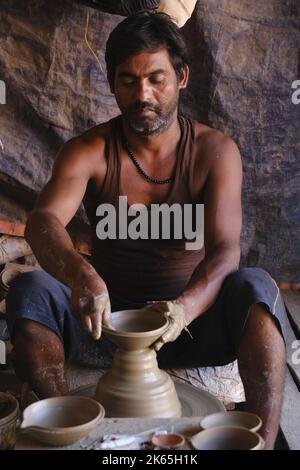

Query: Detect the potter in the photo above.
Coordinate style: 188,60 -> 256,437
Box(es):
6,12 -> 287,450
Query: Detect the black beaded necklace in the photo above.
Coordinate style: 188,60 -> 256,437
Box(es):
124,140 -> 173,184
123,121 -> 182,185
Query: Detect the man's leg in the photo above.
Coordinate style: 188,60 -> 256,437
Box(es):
6,270 -> 115,399
10,319 -> 68,398
238,302 -> 285,450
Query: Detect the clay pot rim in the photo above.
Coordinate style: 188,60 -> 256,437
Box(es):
200,411 -> 262,432
21,396 -> 105,433
190,425 -> 264,450
103,309 -> 169,338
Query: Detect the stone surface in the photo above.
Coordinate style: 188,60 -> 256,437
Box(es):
0,0 -> 299,282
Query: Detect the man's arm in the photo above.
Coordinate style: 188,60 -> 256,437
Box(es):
25,138 -> 92,286
177,135 -> 243,324
25,137 -> 110,339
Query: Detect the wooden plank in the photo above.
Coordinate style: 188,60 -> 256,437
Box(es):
281,290 -> 300,337
281,368 -> 300,450
0,220 -> 25,237
279,282 -> 300,290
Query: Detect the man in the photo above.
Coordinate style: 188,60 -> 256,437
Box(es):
6,13 -> 286,449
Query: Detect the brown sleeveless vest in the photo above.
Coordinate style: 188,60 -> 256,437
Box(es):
83,115 -> 205,310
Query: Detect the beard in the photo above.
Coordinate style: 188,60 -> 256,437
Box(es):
119,95 -> 179,137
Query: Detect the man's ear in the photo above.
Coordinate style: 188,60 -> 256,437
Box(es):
178,64 -> 189,90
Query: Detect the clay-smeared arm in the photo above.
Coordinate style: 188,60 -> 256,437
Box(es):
25,138 -> 111,339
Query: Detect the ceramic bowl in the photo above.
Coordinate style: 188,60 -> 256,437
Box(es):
20,396 -> 105,446
190,425 -> 265,450
200,411 -> 262,433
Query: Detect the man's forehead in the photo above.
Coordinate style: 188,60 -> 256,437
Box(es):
116,48 -> 173,74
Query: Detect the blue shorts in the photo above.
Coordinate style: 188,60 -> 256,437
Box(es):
5,267 -> 287,368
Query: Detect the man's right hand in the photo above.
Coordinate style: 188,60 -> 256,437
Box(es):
70,269 -> 111,340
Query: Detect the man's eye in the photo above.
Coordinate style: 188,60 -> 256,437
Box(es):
150,75 -> 165,84
121,78 -> 135,85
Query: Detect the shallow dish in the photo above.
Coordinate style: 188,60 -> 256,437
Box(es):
190,425 -> 264,450
200,411 -> 262,432
21,396 -> 105,446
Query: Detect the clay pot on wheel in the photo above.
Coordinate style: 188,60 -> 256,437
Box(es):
95,308 -> 182,418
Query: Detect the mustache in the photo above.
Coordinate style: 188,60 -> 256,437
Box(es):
128,102 -> 161,114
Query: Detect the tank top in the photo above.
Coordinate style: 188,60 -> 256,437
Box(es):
83,114 -> 205,310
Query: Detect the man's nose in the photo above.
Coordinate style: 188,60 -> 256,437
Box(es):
134,79 -> 152,102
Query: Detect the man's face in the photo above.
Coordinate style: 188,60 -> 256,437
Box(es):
112,48 -> 188,136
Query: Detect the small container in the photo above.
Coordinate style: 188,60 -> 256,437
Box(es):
200,411 -> 262,433
0,392 -> 19,449
190,425 -> 265,450
151,433 -> 186,449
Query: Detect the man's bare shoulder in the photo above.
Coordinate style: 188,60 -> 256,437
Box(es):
69,119 -> 113,158
192,120 -> 241,171
193,120 -> 239,155
56,118 -> 116,179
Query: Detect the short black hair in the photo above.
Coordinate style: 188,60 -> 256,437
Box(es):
105,12 -> 189,86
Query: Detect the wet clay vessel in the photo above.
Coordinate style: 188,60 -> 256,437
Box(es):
95,308 -> 182,417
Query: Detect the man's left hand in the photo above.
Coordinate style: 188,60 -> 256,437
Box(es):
145,300 -> 187,351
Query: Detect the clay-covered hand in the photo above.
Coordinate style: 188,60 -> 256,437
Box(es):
145,300 -> 187,351
71,268 -> 111,341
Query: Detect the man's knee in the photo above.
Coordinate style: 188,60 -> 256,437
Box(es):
225,267 -> 285,317
223,267 -> 287,344
13,318 -> 48,340
226,267 -> 274,287
7,270 -> 54,296
5,270 -> 69,343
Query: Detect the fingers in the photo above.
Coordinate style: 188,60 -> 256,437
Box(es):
78,296 -> 93,335
90,309 -> 102,340
90,294 -> 110,340
78,293 -> 111,340
102,297 -> 112,328
82,313 -> 93,335
152,339 -> 165,352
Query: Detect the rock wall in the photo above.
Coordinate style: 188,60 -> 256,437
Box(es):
0,0 -> 299,282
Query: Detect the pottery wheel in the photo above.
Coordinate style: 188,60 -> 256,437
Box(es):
72,381 -> 225,418
174,382 -> 225,416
